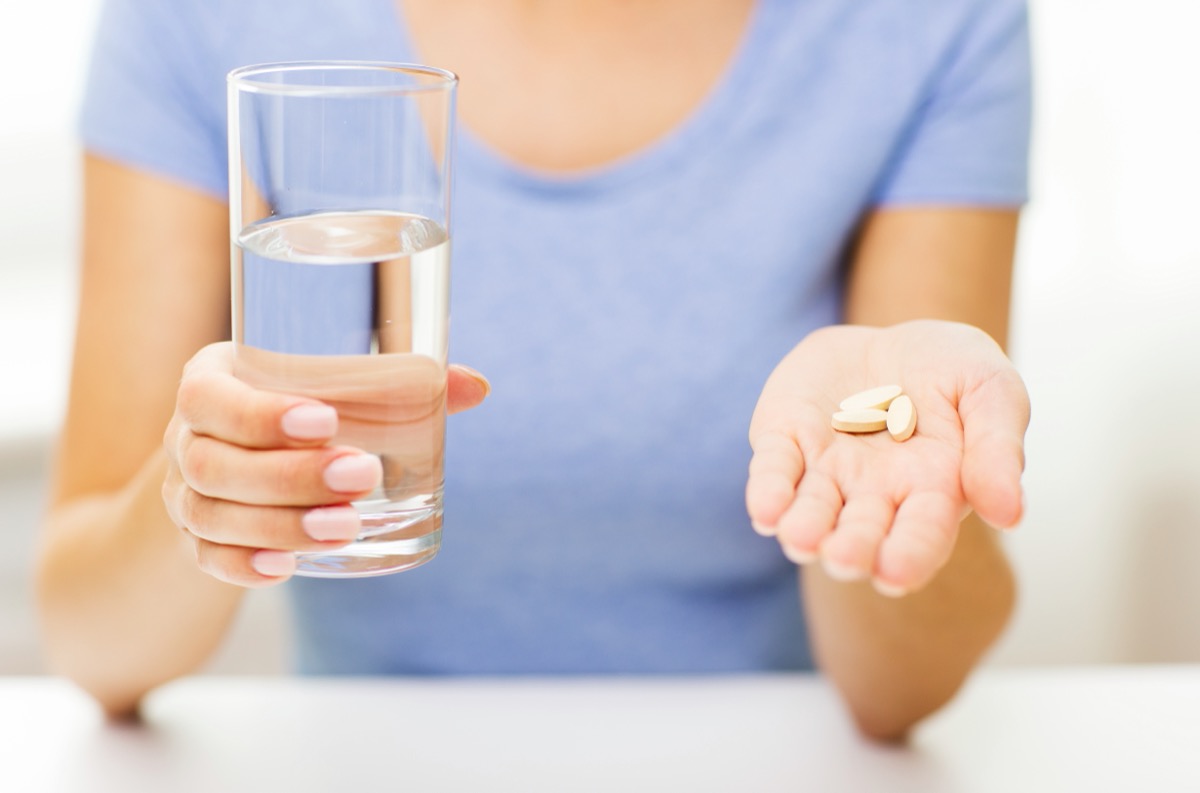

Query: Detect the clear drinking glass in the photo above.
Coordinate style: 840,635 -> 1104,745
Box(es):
227,62 -> 457,577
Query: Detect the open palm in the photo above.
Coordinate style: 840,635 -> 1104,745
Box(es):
746,321 -> 1029,596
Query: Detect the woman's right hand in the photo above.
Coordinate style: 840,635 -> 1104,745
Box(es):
161,342 -> 489,587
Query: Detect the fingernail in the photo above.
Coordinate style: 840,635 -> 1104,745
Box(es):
252,549 -> 296,577
780,543 -> 816,565
752,520 -> 777,537
282,404 -> 338,440
302,506 -> 362,542
323,454 -> 382,493
454,364 -> 491,397
873,579 -> 907,598
822,558 -> 867,582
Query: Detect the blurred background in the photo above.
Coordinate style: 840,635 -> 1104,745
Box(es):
2,0 -> 1198,675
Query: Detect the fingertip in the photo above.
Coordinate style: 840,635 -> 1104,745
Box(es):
820,556 -> 868,582
281,403 -> 339,441
454,364 -> 491,396
323,453 -> 384,494
873,552 -> 930,596
977,487 -> 1025,531
195,541 -> 294,588
874,492 -> 959,593
745,481 -> 793,534
179,365 -> 333,450
964,459 -> 1024,530
251,549 -> 297,578
772,465 -> 842,550
872,578 -> 907,598
301,505 -> 362,542
751,519 -> 778,537
447,364 -> 491,414
780,542 -> 816,565
960,369 -> 1029,529
745,432 -> 805,531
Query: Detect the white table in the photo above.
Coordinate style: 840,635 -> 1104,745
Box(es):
5,667 -> 1199,792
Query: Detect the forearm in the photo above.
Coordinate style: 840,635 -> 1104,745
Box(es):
803,512 -> 1014,740
36,449 -> 244,718
807,206 -> 1020,738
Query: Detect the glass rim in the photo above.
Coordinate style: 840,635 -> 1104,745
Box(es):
228,60 -> 458,97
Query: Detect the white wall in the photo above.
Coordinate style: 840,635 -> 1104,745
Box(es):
1,0 -> 1198,673
0,2 -> 96,443
996,0 -> 1200,664
0,0 -> 289,675
0,0 -> 99,675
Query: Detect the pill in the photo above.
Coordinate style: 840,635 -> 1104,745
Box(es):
886,394 -> 917,441
839,384 -> 903,412
831,409 -> 889,433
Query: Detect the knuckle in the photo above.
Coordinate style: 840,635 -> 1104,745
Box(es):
161,477 -> 186,529
234,395 -> 276,444
193,540 -> 245,586
197,542 -> 286,589
272,450 -> 321,497
192,538 -> 215,575
175,373 -> 211,422
178,435 -> 217,493
176,488 -> 210,536
162,414 -> 183,460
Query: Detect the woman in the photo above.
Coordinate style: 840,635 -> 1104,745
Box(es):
38,0 -> 1030,740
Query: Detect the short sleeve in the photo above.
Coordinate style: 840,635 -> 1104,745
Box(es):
873,0 -> 1032,207
79,0 -> 227,198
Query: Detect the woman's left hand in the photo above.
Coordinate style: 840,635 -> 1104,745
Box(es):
746,320 -> 1030,597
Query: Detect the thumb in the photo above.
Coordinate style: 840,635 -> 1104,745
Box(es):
447,364 -> 491,414
959,366 -> 1030,529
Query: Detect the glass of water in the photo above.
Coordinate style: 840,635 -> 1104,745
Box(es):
227,62 -> 457,577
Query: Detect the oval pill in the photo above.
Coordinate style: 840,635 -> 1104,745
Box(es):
839,385 -> 903,412
886,394 -> 917,442
831,409 -> 888,433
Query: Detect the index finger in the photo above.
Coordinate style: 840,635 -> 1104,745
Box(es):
178,344 -> 337,450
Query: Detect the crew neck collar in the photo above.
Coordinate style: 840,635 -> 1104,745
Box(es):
381,0 -> 783,198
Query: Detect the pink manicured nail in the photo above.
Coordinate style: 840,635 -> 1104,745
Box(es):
453,364 -> 492,397
252,549 -> 296,577
302,506 -> 362,542
323,454 -> 382,493
281,404 -> 338,440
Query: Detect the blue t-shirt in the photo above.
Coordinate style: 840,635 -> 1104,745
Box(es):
81,0 -> 1030,675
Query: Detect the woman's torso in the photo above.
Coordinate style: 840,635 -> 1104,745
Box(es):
81,0 -> 1030,674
